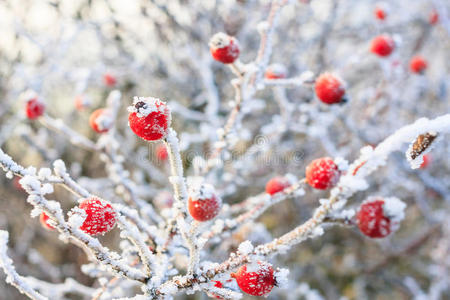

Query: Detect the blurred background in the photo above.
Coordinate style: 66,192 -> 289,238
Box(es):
0,0 -> 449,299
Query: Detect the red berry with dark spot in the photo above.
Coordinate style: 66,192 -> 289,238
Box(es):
209,33 -> 240,64
103,73 -> 117,87
128,97 -> 171,141
315,73 -> 346,104
25,98 -> 45,120
370,35 -> 395,57
78,197 -> 116,236
265,64 -> 287,79
306,157 -> 340,190
232,261 -> 275,297
409,55 -> 427,74
429,10 -> 439,25
156,144 -> 168,161
188,184 -> 221,222
89,108 -> 113,133
265,176 -> 290,195
40,212 -> 55,230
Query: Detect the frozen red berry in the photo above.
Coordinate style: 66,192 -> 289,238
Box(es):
89,108 -> 113,133
306,157 -> 340,190
374,4 -> 387,20
188,183 -> 222,222
209,33 -> 240,64
409,55 -> 428,74
357,197 -> 406,238
25,98 -> 45,120
265,64 -> 287,79
232,261 -> 275,296
314,73 -> 346,104
128,97 -> 171,141
156,143 -> 168,161
78,197 -> 116,236
420,154 -> 431,169
265,176 -> 290,195
103,73 -> 117,87
429,10 -> 439,25
370,34 -> 395,57
40,212 -> 55,230
74,95 -> 91,111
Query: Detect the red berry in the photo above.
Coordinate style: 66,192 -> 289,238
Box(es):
370,35 -> 395,57
103,73 -> 117,87
429,10 -> 439,25
409,55 -> 427,74
40,212 -> 55,230
232,261 -> 275,296
265,64 -> 287,79
188,184 -> 221,222
78,197 -> 116,236
89,108 -> 113,133
357,198 -> 391,238
306,157 -> 340,190
74,95 -> 91,111
209,33 -> 240,64
314,73 -> 346,104
128,97 -> 171,141
420,154 -> 431,169
156,143 -> 168,161
374,5 -> 387,20
265,176 -> 290,195
25,98 -> 45,120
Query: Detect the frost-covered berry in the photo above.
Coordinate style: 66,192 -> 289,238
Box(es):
420,154 -> 431,169
306,157 -> 340,190
265,176 -> 290,195
429,10 -> 439,25
314,73 -> 346,104
357,197 -> 406,238
370,34 -> 395,57
103,73 -> 117,87
128,97 -> 171,141
209,32 -> 240,64
40,212 -> 55,230
265,64 -> 287,79
25,98 -> 45,120
232,261 -> 275,297
156,143 -> 168,161
74,95 -> 91,111
188,183 -> 221,222
89,108 -> 113,133
409,55 -> 427,74
78,197 -> 116,236
374,4 -> 387,20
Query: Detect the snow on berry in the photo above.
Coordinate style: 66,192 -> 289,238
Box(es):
25,98 -> 45,120
370,34 -> 395,57
314,73 -> 346,104
77,197 -> 117,236
265,176 -> 291,195
187,183 -> 222,222
265,63 -> 288,79
156,143 -> 169,161
409,55 -> 428,74
103,73 -> 117,87
39,212 -> 55,230
357,197 -> 406,238
128,97 -> 171,141
232,261 -> 276,297
209,32 -> 240,64
89,108 -> 113,133
306,157 -> 340,190
429,10 -> 439,25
